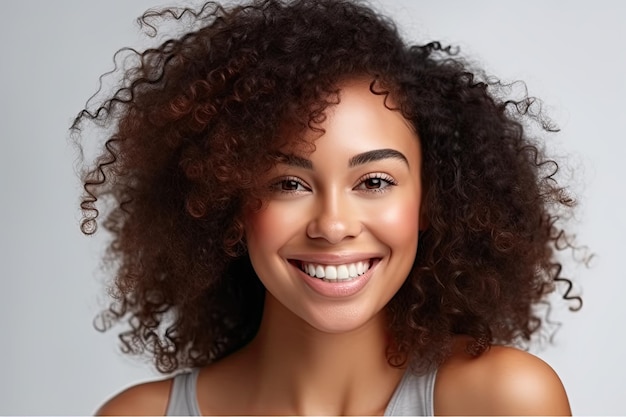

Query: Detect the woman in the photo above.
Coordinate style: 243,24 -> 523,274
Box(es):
73,0 -> 581,414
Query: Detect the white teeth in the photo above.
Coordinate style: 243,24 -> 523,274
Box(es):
348,264 -> 357,277
300,260 -> 372,281
315,265 -> 325,278
325,265 -> 337,279
337,265 -> 349,279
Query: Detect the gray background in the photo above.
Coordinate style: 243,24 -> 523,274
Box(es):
1,0 -> 624,414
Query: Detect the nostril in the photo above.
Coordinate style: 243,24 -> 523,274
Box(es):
306,218 -> 362,244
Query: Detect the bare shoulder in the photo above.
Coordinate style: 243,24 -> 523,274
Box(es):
96,378 -> 173,416
435,342 -> 571,416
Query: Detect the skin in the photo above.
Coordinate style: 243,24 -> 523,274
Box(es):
96,79 -> 572,416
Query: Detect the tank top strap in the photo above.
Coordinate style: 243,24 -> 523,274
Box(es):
165,368 -> 202,416
384,367 -> 437,416
165,366 -> 436,416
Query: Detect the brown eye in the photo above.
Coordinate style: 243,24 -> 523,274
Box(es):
355,173 -> 397,193
282,179 -> 302,191
363,178 -> 383,189
270,177 -> 309,193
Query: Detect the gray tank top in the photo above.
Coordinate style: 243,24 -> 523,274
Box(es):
165,367 -> 436,415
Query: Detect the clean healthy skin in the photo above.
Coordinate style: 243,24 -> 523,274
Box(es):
97,79 -> 572,416
245,77 -> 424,335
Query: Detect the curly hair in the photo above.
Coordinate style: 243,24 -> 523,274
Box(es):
72,0 -> 583,373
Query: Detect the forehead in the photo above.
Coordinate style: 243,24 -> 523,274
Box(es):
281,78 -> 420,160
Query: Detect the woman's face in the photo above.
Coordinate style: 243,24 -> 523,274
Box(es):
245,79 -> 423,334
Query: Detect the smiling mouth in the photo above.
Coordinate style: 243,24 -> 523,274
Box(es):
291,259 -> 375,282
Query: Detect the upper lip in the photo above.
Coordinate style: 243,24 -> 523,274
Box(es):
287,253 -> 382,265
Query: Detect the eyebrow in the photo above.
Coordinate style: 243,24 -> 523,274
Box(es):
275,148 -> 409,170
276,153 -> 314,169
348,148 -> 409,168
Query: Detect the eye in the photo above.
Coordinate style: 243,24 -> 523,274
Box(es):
355,173 -> 397,192
362,178 -> 385,189
270,176 -> 310,193
281,179 -> 305,191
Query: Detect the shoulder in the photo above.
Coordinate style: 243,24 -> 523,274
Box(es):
434,342 -> 571,416
95,377 -> 173,416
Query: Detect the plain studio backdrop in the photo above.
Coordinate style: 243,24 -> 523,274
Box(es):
1,0 -> 624,415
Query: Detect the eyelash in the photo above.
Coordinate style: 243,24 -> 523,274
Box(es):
269,173 -> 397,195
270,176 -> 311,194
355,173 -> 398,193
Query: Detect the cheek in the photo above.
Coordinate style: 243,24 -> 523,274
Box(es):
245,211 -> 274,253
373,194 -> 421,248
245,203 -> 304,252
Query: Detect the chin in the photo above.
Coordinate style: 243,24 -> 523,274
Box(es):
298,303 -> 385,335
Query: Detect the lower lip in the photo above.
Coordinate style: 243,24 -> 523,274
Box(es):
296,260 -> 378,298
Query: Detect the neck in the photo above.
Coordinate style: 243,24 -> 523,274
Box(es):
239,293 -> 405,415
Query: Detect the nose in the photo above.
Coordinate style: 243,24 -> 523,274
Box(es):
306,190 -> 362,244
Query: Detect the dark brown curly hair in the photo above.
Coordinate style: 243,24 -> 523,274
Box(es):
72,0 -> 583,373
